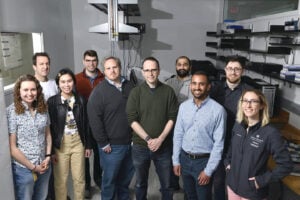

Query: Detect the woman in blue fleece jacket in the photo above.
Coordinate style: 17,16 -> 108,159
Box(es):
225,89 -> 292,200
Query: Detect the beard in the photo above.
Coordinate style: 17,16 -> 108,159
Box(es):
176,69 -> 189,78
192,89 -> 208,100
227,76 -> 241,84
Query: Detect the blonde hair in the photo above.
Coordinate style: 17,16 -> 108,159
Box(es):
236,89 -> 270,127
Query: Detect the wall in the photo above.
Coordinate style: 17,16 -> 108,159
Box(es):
0,0 -> 74,78
0,0 -> 74,199
71,0 -> 222,76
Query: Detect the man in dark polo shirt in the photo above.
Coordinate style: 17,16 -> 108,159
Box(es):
210,55 -> 252,200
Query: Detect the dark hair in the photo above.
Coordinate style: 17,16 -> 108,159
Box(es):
32,52 -> 50,66
175,56 -> 191,66
55,68 -> 77,86
191,71 -> 211,83
14,74 -> 47,114
83,50 -> 98,60
101,56 -> 122,69
142,57 -> 160,70
225,55 -> 246,68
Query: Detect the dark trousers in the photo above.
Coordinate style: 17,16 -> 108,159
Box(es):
85,139 -> 102,189
47,163 -> 55,200
212,160 -> 226,200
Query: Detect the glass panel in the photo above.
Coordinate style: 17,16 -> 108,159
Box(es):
0,32 -> 43,86
224,0 -> 299,21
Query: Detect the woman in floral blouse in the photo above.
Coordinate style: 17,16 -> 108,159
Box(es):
7,74 -> 52,200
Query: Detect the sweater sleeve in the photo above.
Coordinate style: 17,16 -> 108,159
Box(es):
167,87 -> 179,122
87,87 -> 109,147
126,87 -> 140,125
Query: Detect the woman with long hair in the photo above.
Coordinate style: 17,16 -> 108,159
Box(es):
7,74 -> 52,200
47,68 -> 91,200
225,89 -> 292,200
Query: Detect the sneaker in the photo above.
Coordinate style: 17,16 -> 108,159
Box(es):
84,189 -> 91,199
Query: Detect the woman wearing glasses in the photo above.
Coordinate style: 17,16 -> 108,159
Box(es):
224,89 -> 292,200
47,68 -> 91,200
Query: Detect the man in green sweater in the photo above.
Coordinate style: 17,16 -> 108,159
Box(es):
126,57 -> 178,200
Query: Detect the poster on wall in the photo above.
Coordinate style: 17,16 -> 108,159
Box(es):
0,33 -> 23,70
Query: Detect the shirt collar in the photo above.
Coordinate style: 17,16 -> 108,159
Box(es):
192,96 -> 210,108
224,80 -> 242,90
105,76 -> 125,90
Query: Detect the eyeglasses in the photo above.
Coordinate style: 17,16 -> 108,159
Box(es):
143,68 -> 158,73
225,67 -> 243,73
241,99 -> 260,105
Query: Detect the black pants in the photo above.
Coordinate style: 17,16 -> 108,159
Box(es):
85,138 -> 102,189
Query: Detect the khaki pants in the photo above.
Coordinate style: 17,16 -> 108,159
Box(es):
54,133 -> 85,200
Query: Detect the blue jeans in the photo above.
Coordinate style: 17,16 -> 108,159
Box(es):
132,144 -> 173,200
180,151 -> 212,200
99,144 -> 134,200
12,163 -> 51,200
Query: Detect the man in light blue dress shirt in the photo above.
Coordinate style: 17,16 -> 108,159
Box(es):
172,71 -> 227,199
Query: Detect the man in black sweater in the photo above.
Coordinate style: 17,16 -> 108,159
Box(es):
87,56 -> 135,200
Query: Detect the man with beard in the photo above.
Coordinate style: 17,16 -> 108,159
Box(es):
165,56 -> 193,191
210,56 -> 252,200
173,71 -> 226,200
165,56 -> 193,104
75,50 -> 104,198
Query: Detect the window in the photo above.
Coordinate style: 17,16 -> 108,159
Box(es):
0,32 -> 44,86
224,0 -> 299,20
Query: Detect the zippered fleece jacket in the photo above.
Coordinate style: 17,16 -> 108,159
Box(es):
126,81 -> 178,149
224,121 -> 292,199
87,79 -> 134,147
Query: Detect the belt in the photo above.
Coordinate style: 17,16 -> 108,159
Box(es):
182,150 -> 210,159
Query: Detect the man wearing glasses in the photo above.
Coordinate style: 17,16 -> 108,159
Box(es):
210,55 -> 252,200
126,57 -> 178,200
75,50 -> 104,198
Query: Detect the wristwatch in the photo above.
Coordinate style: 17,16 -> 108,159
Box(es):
144,135 -> 151,142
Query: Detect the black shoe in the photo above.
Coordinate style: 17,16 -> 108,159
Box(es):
67,196 -> 71,200
85,188 -> 92,199
170,184 -> 181,192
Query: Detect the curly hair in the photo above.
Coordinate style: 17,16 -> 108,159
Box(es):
14,74 -> 47,114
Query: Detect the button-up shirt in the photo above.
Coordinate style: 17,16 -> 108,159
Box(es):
172,97 -> 226,176
7,102 -> 50,168
165,75 -> 192,104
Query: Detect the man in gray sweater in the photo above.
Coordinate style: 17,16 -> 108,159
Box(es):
87,56 -> 135,200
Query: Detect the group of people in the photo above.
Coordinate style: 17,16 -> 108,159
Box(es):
7,51 -> 293,200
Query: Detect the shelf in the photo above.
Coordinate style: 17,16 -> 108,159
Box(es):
269,43 -> 300,47
205,54 -> 300,86
205,26 -> 300,86
206,42 -> 218,49
248,47 -> 291,55
206,30 -> 300,38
